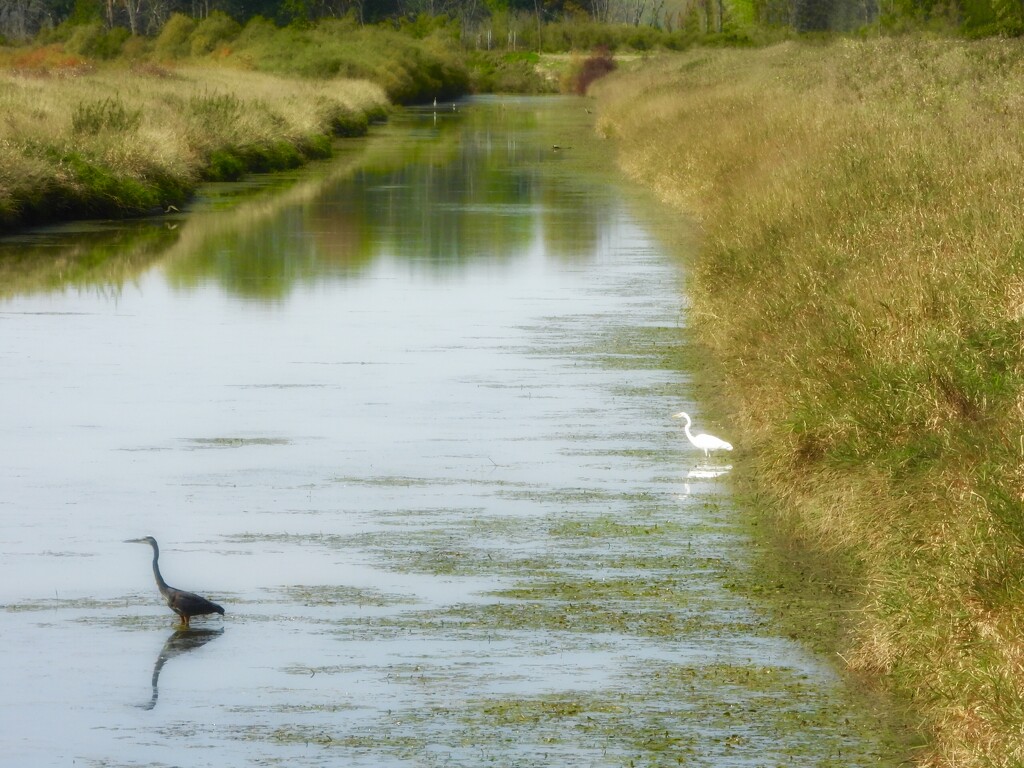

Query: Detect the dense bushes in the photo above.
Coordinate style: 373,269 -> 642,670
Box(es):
225,20 -> 469,103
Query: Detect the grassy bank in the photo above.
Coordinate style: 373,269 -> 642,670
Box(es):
594,38 -> 1024,767
0,65 -> 387,230
147,17 -> 468,103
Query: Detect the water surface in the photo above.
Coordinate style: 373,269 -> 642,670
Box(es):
0,97 -> 902,766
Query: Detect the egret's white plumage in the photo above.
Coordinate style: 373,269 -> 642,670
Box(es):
673,411 -> 733,457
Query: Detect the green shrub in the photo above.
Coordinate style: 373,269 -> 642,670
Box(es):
467,51 -> 554,94
204,148 -> 246,180
71,96 -> 142,135
61,21 -> 97,53
93,26 -> 130,58
188,91 -> 244,132
333,108 -> 368,137
224,21 -> 469,104
234,15 -> 279,46
299,133 -> 333,157
63,22 -> 129,59
189,11 -> 241,56
154,13 -> 196,59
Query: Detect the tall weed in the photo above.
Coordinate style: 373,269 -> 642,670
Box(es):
71,96 -> 142,135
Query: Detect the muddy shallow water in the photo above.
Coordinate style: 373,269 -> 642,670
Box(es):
0,97 -> 901,766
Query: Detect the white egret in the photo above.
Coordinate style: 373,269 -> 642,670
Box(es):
672,411 -> 733,457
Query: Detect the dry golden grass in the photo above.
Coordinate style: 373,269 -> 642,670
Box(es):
594,38 -> 1024,766
0,64 -> 387,228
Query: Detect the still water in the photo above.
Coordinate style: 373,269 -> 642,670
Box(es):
0,98 -> 900,766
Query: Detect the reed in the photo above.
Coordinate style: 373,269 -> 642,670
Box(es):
594,38 -> 1024,766
0,65 -> 387,229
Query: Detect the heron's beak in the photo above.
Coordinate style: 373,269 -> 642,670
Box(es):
124,538 -> 146,543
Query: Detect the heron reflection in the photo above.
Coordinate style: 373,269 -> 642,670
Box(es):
139,627 -> 223,710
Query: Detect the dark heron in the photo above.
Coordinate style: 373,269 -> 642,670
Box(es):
125,536 -> 225,627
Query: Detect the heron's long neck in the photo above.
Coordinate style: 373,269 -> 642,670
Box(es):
150,544 -> 170,592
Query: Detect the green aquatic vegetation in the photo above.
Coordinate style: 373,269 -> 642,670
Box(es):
78,613 -> 185,630
331,474 -> 465,487
453,672 -> 903,767
495,486 -> 657,506
437,598 -> 756,639
489,574 -> 701,605
271,584 -> 417,608
479,695 -> 625,724
549,516 -> 688,540
184,436 -> 290,448
229,702 -> 360,714
3,596 -> 129,612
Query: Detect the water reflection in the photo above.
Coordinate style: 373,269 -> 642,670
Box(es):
0,99 -> 610,304
138,628 -> 223,711
0,220 -> 180,301
677,466 -> 732,499
167,104 -> 608,299
687,465 -> 732,479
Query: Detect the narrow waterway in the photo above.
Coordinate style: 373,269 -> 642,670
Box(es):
0,97 -> 901,767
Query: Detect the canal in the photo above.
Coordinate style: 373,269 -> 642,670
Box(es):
0,96 -> 901,766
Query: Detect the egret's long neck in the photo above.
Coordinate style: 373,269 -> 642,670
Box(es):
682,416 -> 695,443
149,543 -> 169,591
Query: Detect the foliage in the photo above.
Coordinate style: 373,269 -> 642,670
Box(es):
216,19 -> 470,102
71,95 -> 143,134
6,0 -> 1024,49
595,38 -> 1024,767
0,67 -> 388,230
189,11 -> 241,55
466,50 -> 555,92
62,21 -> 131,58
153,13 -> 196,58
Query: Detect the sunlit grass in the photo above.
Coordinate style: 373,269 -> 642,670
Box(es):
0,65 -> 387,229
595,37 -> 1024,767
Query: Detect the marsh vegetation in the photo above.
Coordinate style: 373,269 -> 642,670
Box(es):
595,37 -> 1024,767
0,66 -> 387,229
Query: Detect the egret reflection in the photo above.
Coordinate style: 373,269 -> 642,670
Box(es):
676,466 -> 732,500
687,466 -> 732,479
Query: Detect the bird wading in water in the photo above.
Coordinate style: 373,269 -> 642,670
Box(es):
125,537 -> 224,627
672,411 -> 733,457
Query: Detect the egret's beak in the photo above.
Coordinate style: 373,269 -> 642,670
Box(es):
124,538 -> 146,543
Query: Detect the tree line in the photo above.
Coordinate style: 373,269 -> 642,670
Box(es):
2,0 -> 1022,51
